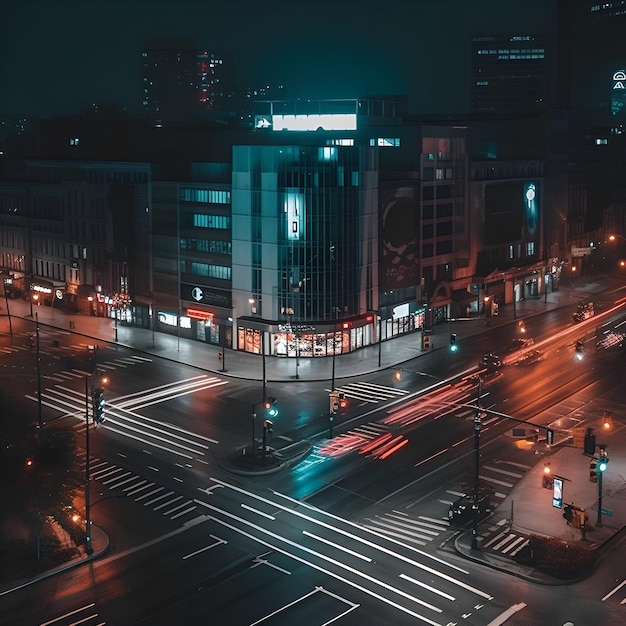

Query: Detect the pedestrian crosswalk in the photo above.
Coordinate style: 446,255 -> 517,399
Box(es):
84,455 -> 200,524
360,510 -> 451,547
326,381 -> 410,404
29,375 -> 224,459
479,519 -> 529,556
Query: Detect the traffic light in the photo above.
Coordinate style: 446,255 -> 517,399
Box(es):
338,392 -> 348,409
563,504 -> 573,523
583,429 -> 596,455
449,333 -> 458,353
329,391 -> 340,414
589,458 -> 598,483
92,388 -> 105,423
575,340 -> 584,360
263,397 -> 278,418
598,447 -> 609,472
263,419 -> 273,434
547,428 -> 554,445
394,369 -> 402,382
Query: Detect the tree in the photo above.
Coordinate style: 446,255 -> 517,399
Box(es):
0,391 -> 82,543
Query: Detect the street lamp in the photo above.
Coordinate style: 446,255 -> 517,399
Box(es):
2,279 -> 13,337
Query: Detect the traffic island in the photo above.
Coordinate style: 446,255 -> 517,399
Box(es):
222,440 -> 312,477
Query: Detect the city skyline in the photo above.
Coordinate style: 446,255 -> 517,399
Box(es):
2,0 -> 551,118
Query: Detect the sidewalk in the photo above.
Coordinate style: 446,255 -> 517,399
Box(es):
0,524 -> 109,594
1,276 -> 612,384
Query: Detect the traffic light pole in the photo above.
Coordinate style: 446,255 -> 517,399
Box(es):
597,469 -> 604,528
84,375 -> 93,555
35,312 -> 43,429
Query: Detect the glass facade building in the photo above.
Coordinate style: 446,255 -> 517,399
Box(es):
231,145 -> 379,355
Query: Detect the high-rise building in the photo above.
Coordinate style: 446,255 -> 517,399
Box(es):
141,38 -> 228,124
471,34 -> 546,117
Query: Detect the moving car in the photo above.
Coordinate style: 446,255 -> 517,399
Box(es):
507,337 -> 534,353
480,353 -> 502,371
573,302 -> 594,322
516,348 -> 544,366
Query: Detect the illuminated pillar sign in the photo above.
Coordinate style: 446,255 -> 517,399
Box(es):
552,476 -> 563,509
612,69 -> 626,116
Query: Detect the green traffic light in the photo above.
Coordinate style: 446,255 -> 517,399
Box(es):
599,460 -> 607,472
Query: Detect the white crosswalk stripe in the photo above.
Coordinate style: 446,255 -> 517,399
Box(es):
82,455 -> 199,523
479,520 -> 529,556
27,375 -> 223,458
361,510 -> 450,547
326,381 -> 410,403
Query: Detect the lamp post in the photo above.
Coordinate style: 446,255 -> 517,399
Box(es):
2,280 -> 13,337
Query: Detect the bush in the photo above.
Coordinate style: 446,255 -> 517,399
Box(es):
514,535 -> 596,579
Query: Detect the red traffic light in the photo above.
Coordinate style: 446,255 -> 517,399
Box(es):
338,392 -> 348,409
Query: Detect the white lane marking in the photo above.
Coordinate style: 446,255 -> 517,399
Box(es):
486,602 -> 527,626
602,579 -> 626,601
210,477 -> 492,599
241,503 -> 276,521
182,534 -> 226,560
201,508 -> 443,625
399,573 -> 455,601
303,530 -> 372,562
38,602 -> 97,625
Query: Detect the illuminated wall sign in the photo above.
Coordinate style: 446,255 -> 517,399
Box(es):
612,70 -> 626,116
524,182 -> 538,236
272,113 -> 357,132
180,283 -> 231,308
31,284 -> 52,294
186,308 -> 214,321
284,190 -> 304,240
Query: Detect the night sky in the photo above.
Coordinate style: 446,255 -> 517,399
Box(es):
2,0 -> 551,118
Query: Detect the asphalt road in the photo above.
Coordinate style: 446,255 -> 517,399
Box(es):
1,286 -> 626,624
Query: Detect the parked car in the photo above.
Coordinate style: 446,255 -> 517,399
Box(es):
448,493 -> 492,526
507,337 -> 534,353
480,353 -> 502,371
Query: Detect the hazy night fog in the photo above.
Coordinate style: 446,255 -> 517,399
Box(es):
2,0 -> 552,118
